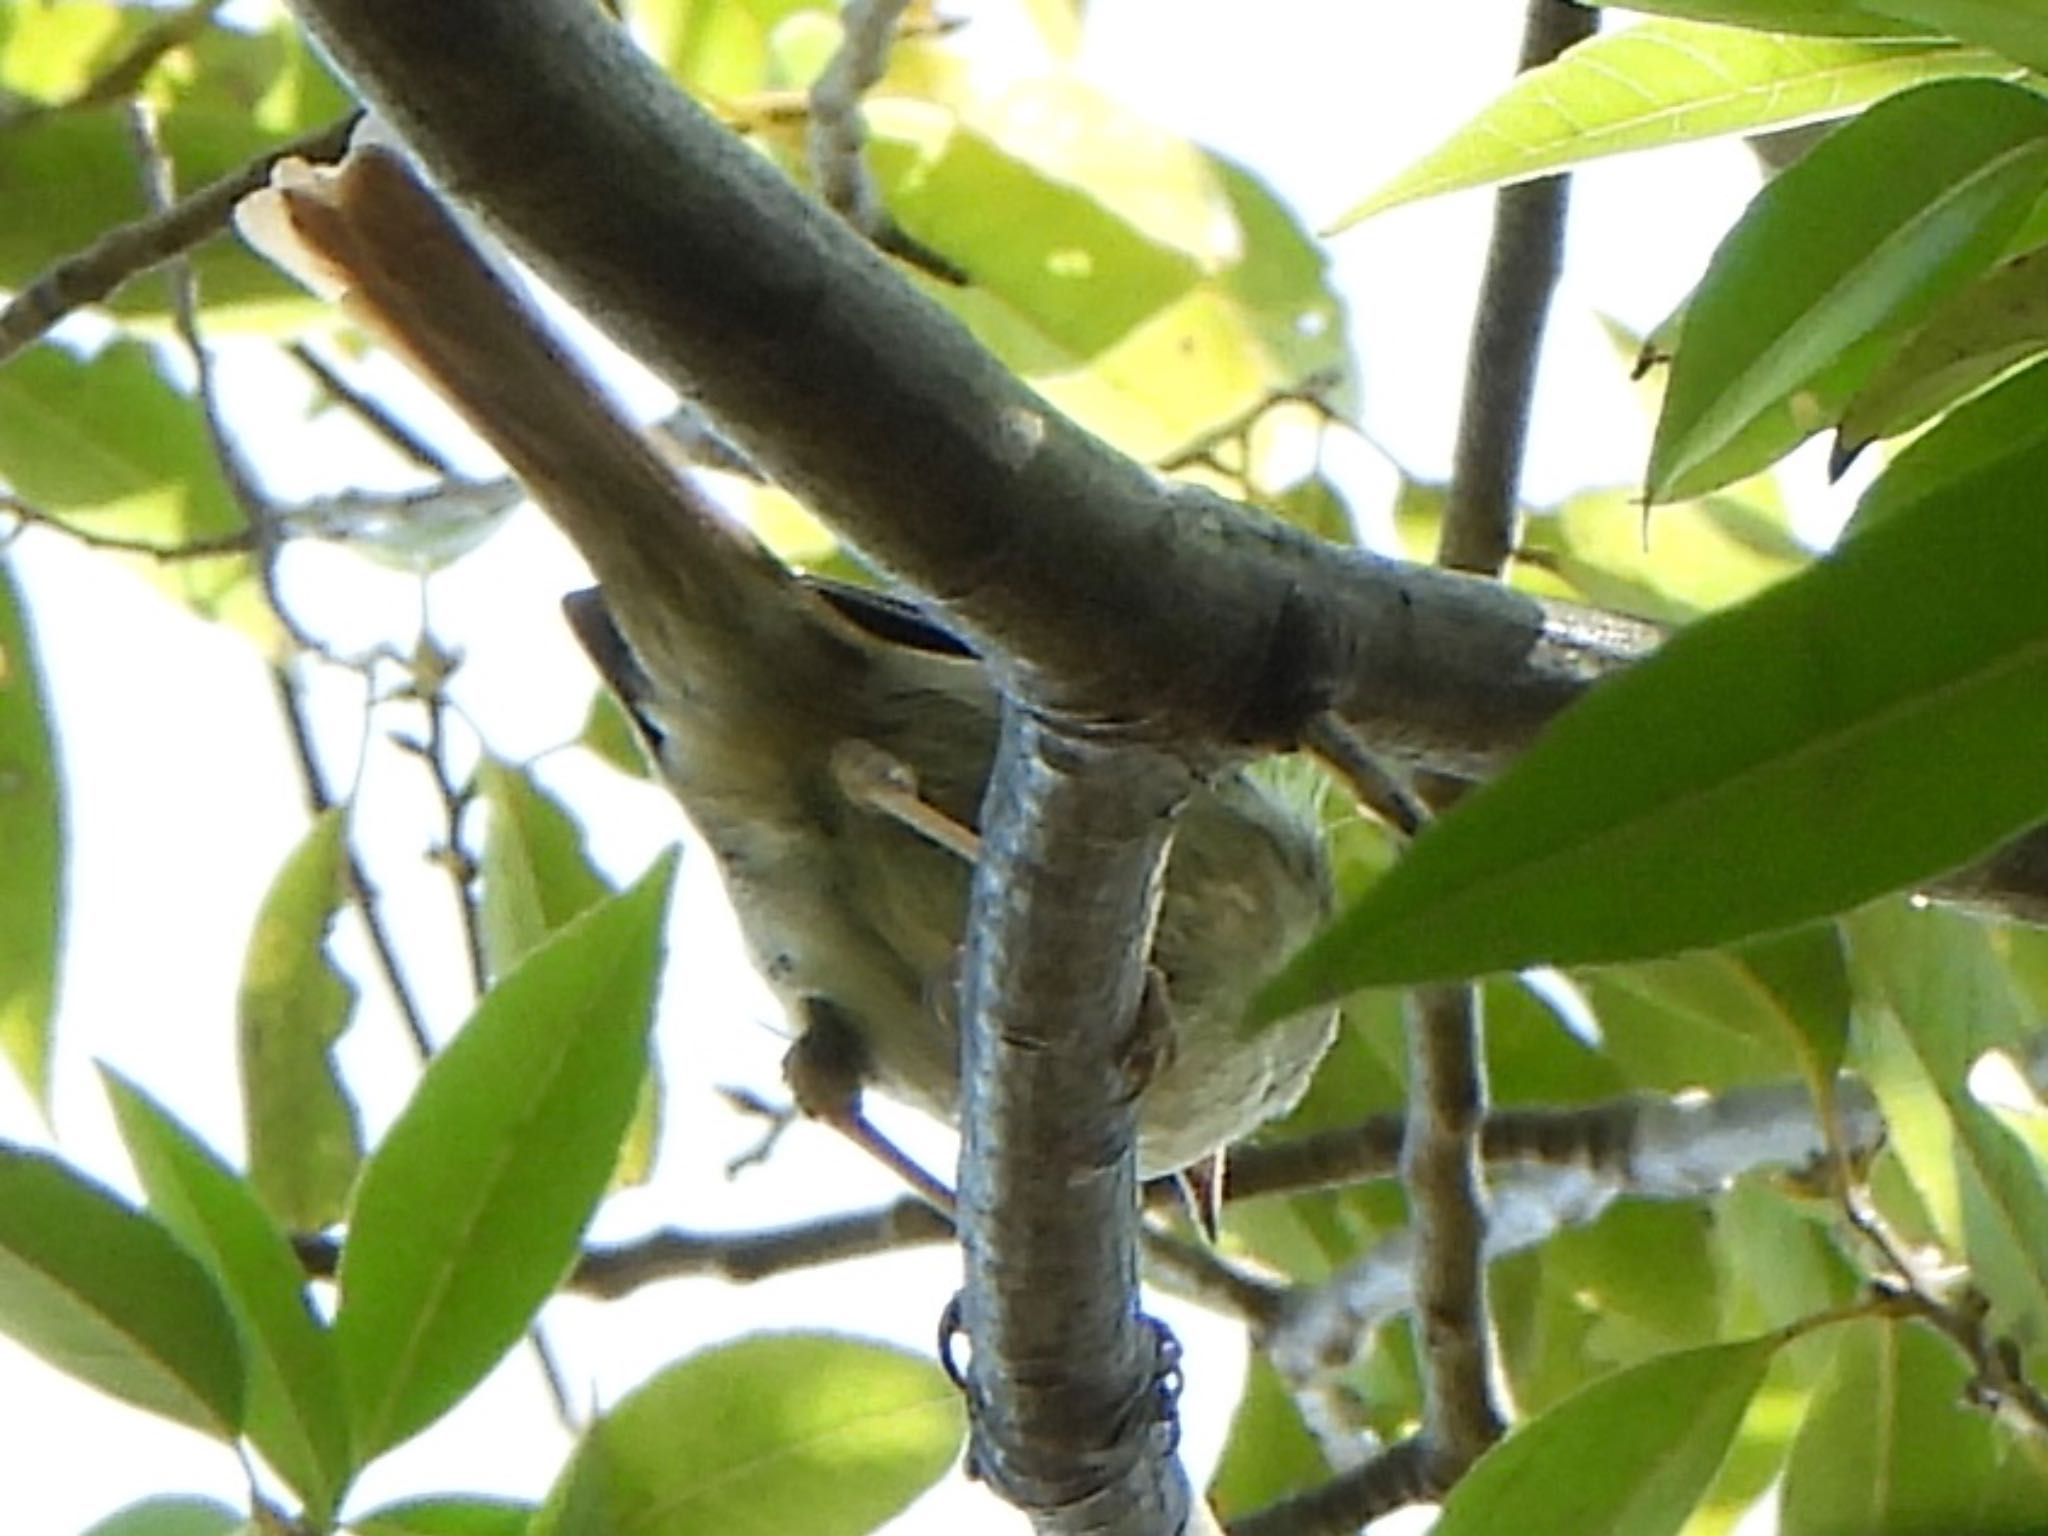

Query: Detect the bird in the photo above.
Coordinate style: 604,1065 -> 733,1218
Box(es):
235,141 -> 1338,1181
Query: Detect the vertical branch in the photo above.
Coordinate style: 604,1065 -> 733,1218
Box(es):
1402,985 -> 1504,1468
1435,0 -> 1598,577
1411,0 -> 1594,1474
953,709 -> 1191,1534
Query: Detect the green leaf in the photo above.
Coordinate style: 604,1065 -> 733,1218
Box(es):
1433,1337 -> 1777,1536
1847,903 -> 2048,1342
1846,352 -> 2048,535
476,758 -> 612,981
866,79 -> 1352,459
576,688 -> 652,780
1587,0 -> 1929,35
77,1495 -> 244,1536
348,1496 -> 534,1536
0,1143 -> 242,1435
238,809 -> 362,1233
105,1072 -> 354,1523
1333,25 -> 2005,227
1648,78 -> 2048,501
1780,1318 -> 2007,1534
1835,241 -> 2048,457
335,853 -> 677,1458
1258,441 -> 2048,1011
0,558 -> 62,1106
0,341 -> 267,629
1871,0 -> 2048,70
531,1333 -> 964,1536
1207,1353 -> 1330,1522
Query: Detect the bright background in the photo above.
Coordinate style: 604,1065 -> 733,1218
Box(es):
0,2 -> 1853,1531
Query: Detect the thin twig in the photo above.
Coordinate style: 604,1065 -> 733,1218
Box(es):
0,491 -> 255,560
0,113 -> 357,364
807,0 -> 966,283
288,341 -> 459,476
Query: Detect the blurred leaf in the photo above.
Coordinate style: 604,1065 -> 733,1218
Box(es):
475,759 -> 657,1187
1208,1352 -> 1330,1521
577,687 -> 652,780
1545,1204 -> 1721,1361
1434,1336 -> 1777,1536
335,853 -> 676,1457
865,78 -> 1351,459
1259,446 -> 2048,1011
1871,1 -> 2048,69
1335,25 -> 2003,227
1648,79 -> 2048,501
77,1495 -> 244,1536
238,808 -> 362,1233
349,1496 -> 533,1536
1847,351 -> 2048,535
0,559 -> 62,1106
106,1071 -> 353,1523
476,758 -> 613,980
0,1143 -> 242,1436
530,1333 -> 963,1536
1521,486 -> 1810,624
1836,242 -> 2048,456
0,341 -> 265,627
1601,925 -> 1851,1086
1711,1181 -> 1859,1334
1266,474 -> 1356,544
1779,1318 -> 2009,1535
1848,903 -> 2048,1343
0,0 -> 134,103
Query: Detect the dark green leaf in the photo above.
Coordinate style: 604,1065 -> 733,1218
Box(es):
348,1495 -> 534,1536
1258,440 -> 2048,1011
0,1143 -> 242,1435
1846,352 -> 2048,535
1649,78 -> 2048,501
1871,1 -> 2048,70
238,809 -> 362,1233
1434,1337 -> 1777,1536
1835,242 -> 2048,457
105,1071 -> 354,1522
0,557 -> 62,1105
1336,25 -> 2002,227
531,1333 -> 963,1536
335,853 -> 676,1458
77,1495 -> 244,1536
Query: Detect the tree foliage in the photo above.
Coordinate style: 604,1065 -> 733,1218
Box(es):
3,2 -> 2048,1533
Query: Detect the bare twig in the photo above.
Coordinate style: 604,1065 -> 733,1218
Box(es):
807,0 -> 966,283
1227,1436 -> 1438,1536
288,341 -> 458,475
1435,0 -> 1597,577
0,114 -> 357,364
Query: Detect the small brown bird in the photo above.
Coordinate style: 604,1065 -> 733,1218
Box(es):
237,142 -> 1337,1179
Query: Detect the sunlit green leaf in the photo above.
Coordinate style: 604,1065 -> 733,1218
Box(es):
238,809 -> 362,1233
1334,25 -> 2004,227
0,1143 -> 242,1436
1434,1337 -> 1777,1536
0,559 -> 62,1106
77,1494 -> 244,1536
335,853 -> 676,1457
1207,1352 -> 1330,1523
1259,443 -> 2048,1011
1648,78 -> 2048,501
1835,241 -> 2048,458
0,341 -> 266,627
348,1495 -> 533,1536
476,758 -> 612,980
106,1071 -> 354,1523
531,1333 -> 963,1536
1848,903 -> 2048,1343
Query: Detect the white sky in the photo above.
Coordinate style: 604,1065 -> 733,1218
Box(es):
0,3 -> 1833,1532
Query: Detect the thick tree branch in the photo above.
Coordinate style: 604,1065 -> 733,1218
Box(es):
952,712 -> 1192,1533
